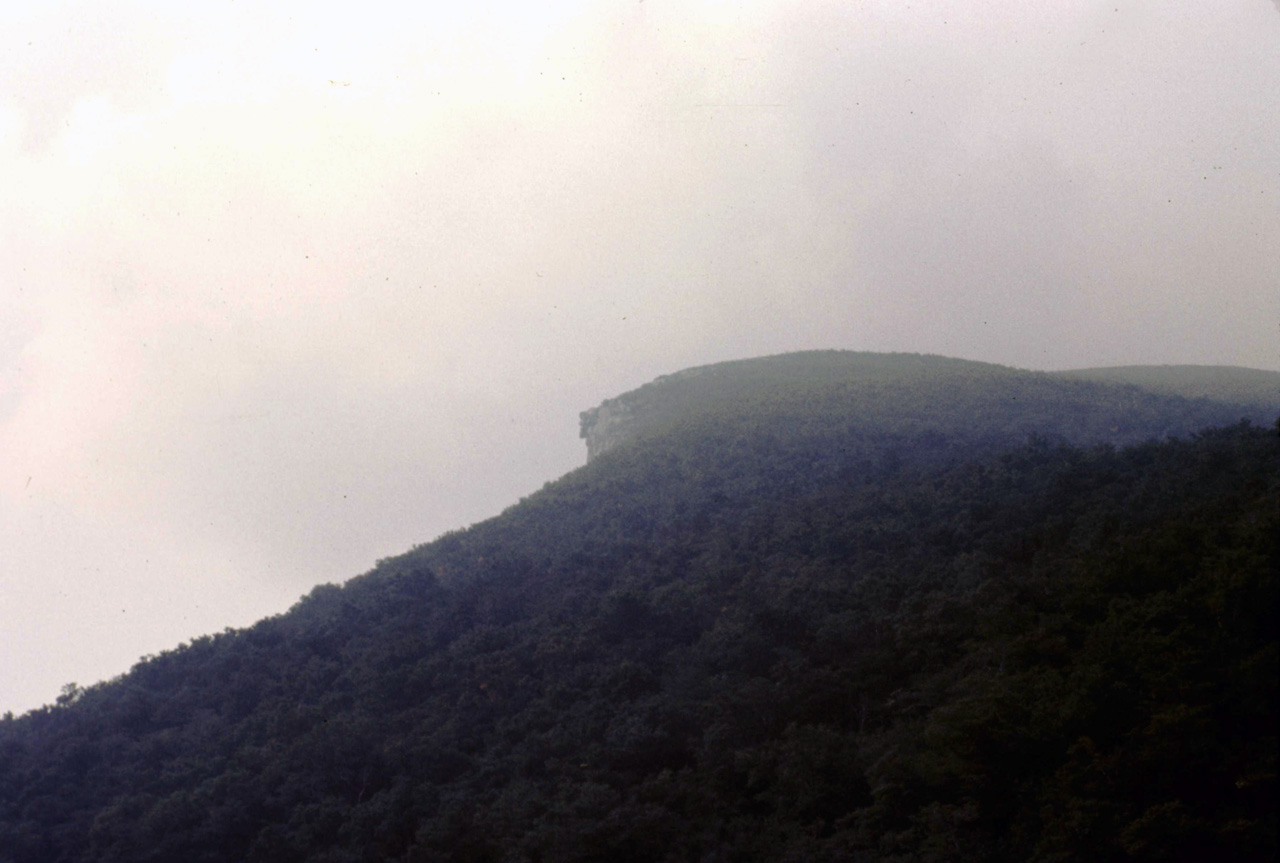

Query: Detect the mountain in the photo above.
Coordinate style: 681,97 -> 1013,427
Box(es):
1,352 -> 1275,863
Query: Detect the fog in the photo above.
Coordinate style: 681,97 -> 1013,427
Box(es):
2,0 -> 1277,714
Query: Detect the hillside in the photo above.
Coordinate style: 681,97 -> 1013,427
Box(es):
1,353 -> 1275,863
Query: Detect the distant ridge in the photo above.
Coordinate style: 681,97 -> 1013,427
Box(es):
1053,364 -> 1280,407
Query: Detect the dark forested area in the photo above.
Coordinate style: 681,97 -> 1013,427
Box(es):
1,355 -> 1276,863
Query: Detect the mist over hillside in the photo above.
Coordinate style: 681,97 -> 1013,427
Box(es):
0,353 -> 1275,863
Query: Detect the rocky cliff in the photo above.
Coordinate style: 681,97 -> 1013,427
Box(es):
578,398 -> 636,462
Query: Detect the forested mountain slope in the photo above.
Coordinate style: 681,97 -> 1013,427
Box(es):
1,353 -> 1275,863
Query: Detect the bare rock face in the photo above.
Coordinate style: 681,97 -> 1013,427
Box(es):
579,398 -> 637,463
578,366 -> 715,463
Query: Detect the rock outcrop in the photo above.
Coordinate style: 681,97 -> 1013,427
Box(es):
579,398 -> 638,463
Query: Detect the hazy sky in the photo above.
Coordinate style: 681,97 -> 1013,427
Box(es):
2,0 -> 1277,714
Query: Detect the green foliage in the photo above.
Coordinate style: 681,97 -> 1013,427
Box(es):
0,355 -> 1275,862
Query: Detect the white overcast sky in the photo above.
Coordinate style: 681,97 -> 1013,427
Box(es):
2,0 -> 1278,714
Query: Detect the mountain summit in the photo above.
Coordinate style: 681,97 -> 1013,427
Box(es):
579,351 -> 1277,462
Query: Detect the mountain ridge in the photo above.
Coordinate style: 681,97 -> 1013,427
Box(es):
1051,363 -> 1280,406
579,351 -> 1277,463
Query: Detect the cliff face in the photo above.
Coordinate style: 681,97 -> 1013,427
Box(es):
578,398 -> 637,463
579,366 -> 713,462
